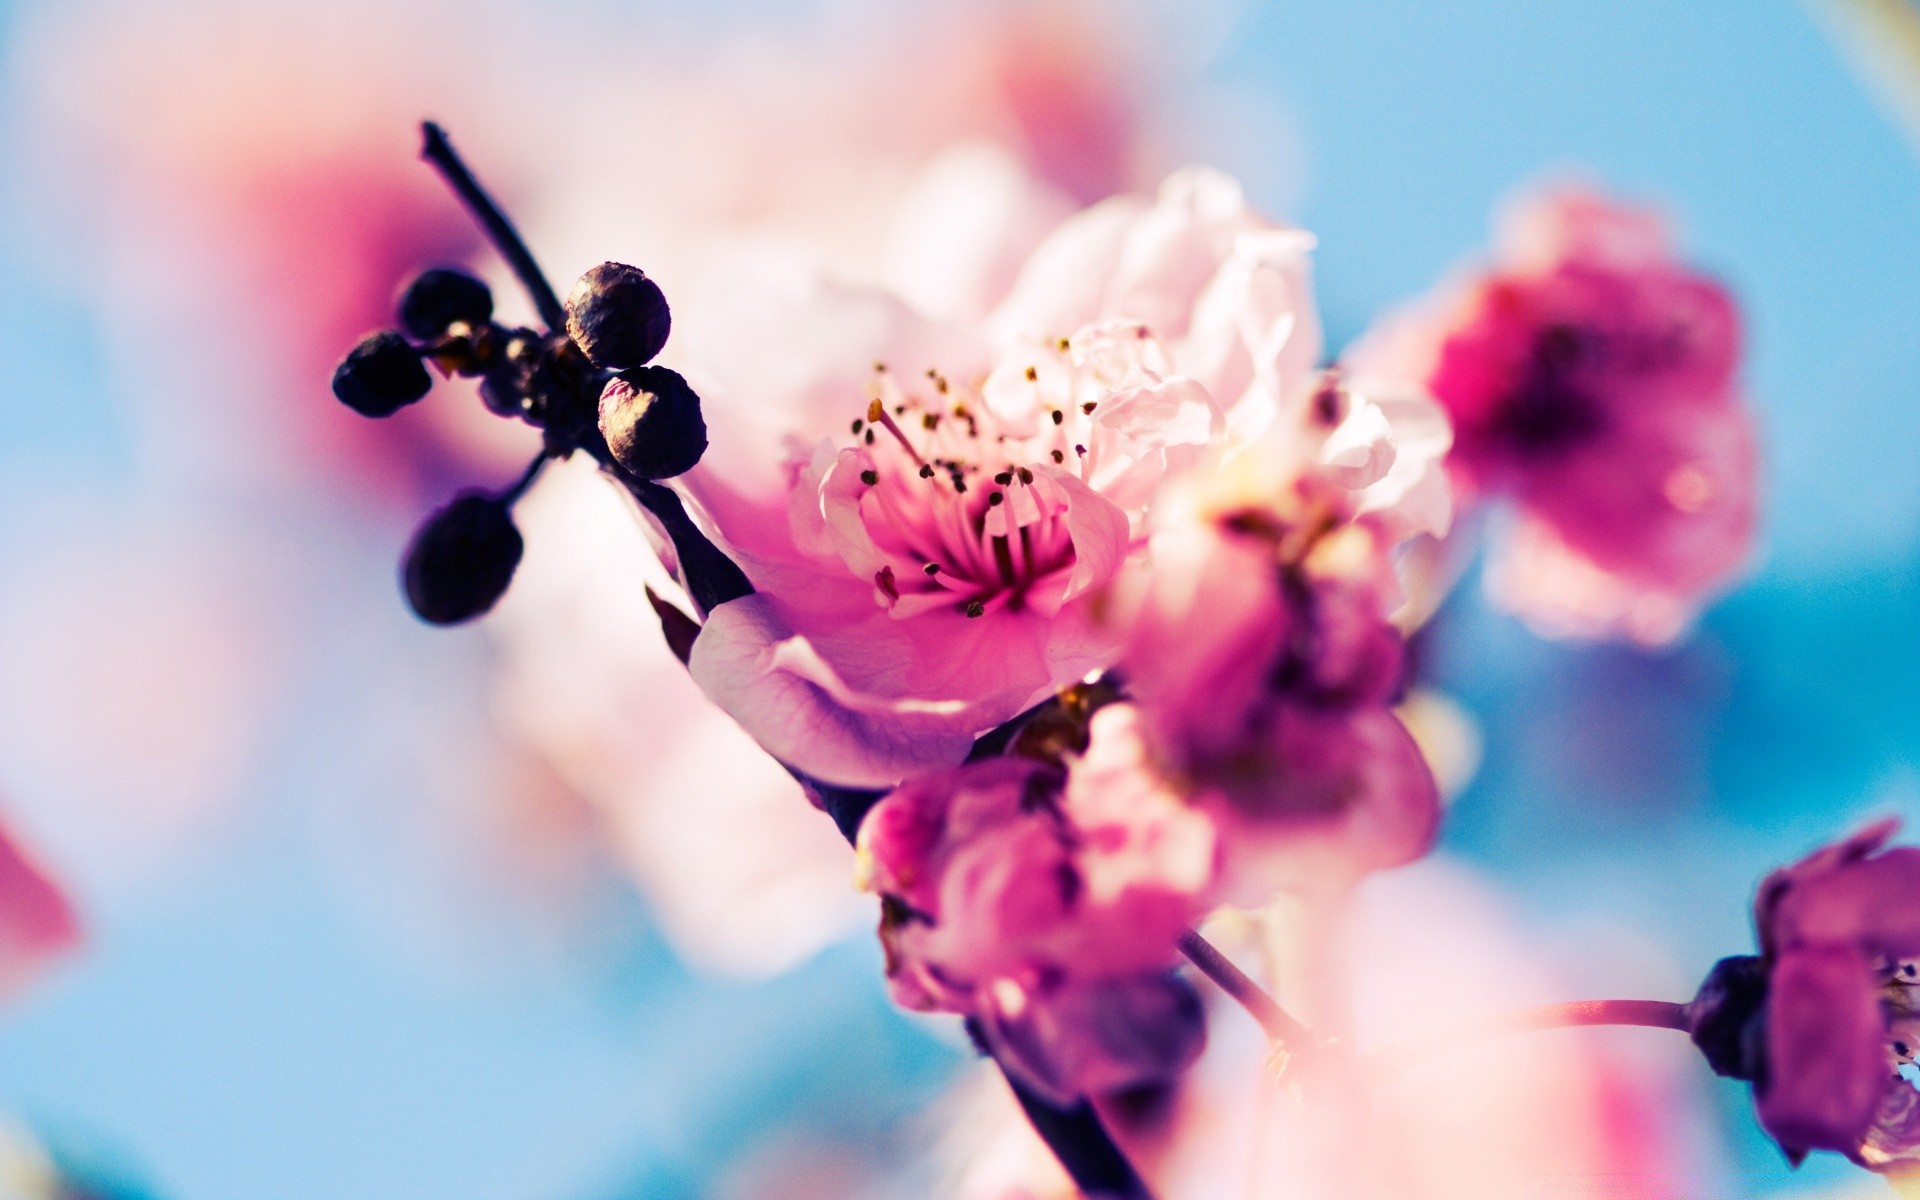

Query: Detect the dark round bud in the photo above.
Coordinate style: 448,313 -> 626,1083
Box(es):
1686,954 -> 1770,1083
402,492 -> 524,625
397,268 -> 493,339
599,366 -> 707,479
565,262 -> 670,370
478,369 -> 526,417
333,330 -> 431,417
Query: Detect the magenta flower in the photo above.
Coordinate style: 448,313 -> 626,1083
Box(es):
1686,820 -> 1920,1171
1350,187 -> 1758,644
679,169 -> 1446,787
1110,425 -> 1444,900
856,704 -> 1215,1101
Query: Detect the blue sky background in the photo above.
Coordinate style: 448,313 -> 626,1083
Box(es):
1,1 -> 1917,1196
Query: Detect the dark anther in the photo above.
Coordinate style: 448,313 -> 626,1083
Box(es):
1016,467 -> 1033,484
333,330 -> 432,417
861,469 -> 880,486
988,491 -> 1004,506
966,600 -> 986,618
1050,409 -> 1064,425
565,262 -> 671,371
918,464 -> 935,479
402,491 -> 525,625
599,366 -> 708,480
398,268 -> 494,339
994,471 -> 1014,485
923,562 -> 940,575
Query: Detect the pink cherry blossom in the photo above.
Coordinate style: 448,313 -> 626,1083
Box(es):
0,808 -> 79,1002
683,169 -> 1444,788
1108,415 -> 1445,901
856,703 -> 1215,1100
1348,185 -> 1758,644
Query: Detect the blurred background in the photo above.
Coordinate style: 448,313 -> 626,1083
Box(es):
0,0 -> 1917,1196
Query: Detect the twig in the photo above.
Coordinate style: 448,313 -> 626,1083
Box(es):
419,122 -> 569,332
1178,928 -> 1315,1045
1365,998 -> 1691,1080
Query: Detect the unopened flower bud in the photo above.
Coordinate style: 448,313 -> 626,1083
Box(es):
398,268 -> 493,339
1686,954 -> 1770,1083
332,330 -> 431,417
599,366 -> 707,479
565,262 -> 670,370
402,492 -> 524,625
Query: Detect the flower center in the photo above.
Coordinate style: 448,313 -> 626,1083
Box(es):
841,356 -> 1108,620
1492,323 -> 1609,455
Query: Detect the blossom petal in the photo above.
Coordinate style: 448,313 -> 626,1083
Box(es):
1758,944 -> 1889,1160
0,816 -> 79,1001
1036,464 -> 1135,603
688,595 -> 981,788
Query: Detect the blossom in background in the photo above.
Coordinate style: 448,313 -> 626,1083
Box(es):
857,704 -> 1215,1102
683,168 -> 1442,789
1684,819 -> 1920,1175
1349,187 -> 1758,644
0,809 -> 78,1003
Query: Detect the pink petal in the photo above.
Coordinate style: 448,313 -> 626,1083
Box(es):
688,595 -> 982,788
1036,464 -> 1134,603
0,816 -> 79,1002
1759,943 -> 1889,1159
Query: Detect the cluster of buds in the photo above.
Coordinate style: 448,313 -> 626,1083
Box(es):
331,242 -> 706,624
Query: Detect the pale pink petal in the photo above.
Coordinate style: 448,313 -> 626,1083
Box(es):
988,194 -> 1150,346
1210,707 -> 1443,903
1037,465 -> 1134,603
1342,384 -> 1455,540
688,595 -> 981,788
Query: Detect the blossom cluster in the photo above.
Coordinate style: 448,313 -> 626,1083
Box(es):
655,169 -> 1756,1103
316,124 -> 1847,1195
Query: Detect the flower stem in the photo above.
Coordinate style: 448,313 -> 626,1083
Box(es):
1178,928 -> 1315,1046
1008,1082 -> 1156,1200
496,451 -> 550,506
419,121 -> 569,333
1365,998 -> 1691,1078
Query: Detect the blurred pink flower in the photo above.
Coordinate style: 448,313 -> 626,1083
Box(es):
0,808 -> 79,1002
1110,401 -> 1447,900
1725,819 -> 1920,1171
683,169 -> 1438,789
1349,186 -> 1758,644
856,704 -> 1214,1099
